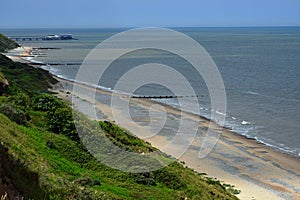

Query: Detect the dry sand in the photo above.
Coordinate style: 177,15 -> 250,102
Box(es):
55,77 -> 300,200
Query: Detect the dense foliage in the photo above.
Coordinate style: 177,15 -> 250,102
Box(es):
33,94 -> 79,142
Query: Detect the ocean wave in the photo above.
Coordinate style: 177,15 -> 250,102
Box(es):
29,58 -> 44,64
245,91 -> 300,102
255,137 -> 300,157
241,120 -> 251,125
216,110 -> 226,116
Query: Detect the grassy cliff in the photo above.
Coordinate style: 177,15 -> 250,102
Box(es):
0,54 -> 58,95
0,33 -> 19,52
0,34 -> 239,199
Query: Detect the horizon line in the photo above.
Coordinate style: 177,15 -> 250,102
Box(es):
1,25 -> 300,30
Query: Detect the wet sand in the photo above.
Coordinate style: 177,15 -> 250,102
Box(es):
55,77 -> 300,200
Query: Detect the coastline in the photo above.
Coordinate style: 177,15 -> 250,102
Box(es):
55,76 -> 300,200
8,47 -> 300,200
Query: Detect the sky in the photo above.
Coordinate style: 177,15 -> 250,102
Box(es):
1,0 -> 300,28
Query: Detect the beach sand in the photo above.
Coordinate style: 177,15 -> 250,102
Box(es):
54,77 -> 300,200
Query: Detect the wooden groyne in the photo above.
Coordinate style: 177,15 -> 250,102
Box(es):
30,62 -> 82,66
132,95 -> 200,99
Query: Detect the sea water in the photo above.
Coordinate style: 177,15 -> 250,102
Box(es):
2,27 -> 300,157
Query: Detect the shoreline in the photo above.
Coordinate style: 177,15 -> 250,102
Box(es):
55,75 -> 300,159
55,76 -> 300,200
6,46 -> 300,158
6,46 -> 300,199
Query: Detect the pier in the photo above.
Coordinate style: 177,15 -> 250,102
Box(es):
9,34 -> 77,41
9,37 -> 45,41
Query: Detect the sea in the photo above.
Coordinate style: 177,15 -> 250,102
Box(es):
2,27 -> 300,157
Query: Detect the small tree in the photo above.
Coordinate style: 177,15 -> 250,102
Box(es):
47,107 -> 79,142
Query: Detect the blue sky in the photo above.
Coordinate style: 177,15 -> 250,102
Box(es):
1,0 -> 300,28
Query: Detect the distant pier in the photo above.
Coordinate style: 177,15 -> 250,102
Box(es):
9,37 -> 45,41
9,34 -> 77,41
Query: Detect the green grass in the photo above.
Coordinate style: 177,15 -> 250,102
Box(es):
0,33 -> 19,52
99,120 -> 157,153
0,104 -> 239,199
0,54 -> 58,95
0,91 -> 240,199
0,71 -> 4,80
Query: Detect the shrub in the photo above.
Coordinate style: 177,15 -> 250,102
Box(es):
47,107 -> 79,142
33,94 -> 63,111
0,104 -> 30,125
32,94 -> 79,142
132,172 -> 156,186
154,168 -> 186,190
8,92 -> 31,109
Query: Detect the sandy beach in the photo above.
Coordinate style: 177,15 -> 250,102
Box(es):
55,77 -> 300,200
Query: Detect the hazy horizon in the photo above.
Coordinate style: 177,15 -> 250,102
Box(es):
1,26 -> 300,30
1,0 -> 300,28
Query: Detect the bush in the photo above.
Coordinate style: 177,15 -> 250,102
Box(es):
33,94 -> 63,111
0,92 -> 31,125
47,107 -> 79,142
32,94 -> 79,142
154,168 -> 186,190
0,104 -> 30,125
132,172 -> 156,186
8,92 -> 31,109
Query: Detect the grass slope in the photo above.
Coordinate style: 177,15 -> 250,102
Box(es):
0,112 -> 238,199
0,54 -> 58,95
0,33 -> 19,52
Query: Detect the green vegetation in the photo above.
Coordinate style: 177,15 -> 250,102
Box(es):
33,94 -> 80,142
0,91 -> 239,199
0,71 -> 4,80
223,184 -> 241,195
0,54 -> 58,95
99,121 -> 157,153
0,33 -> 19,52
0,34 -> 239,199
